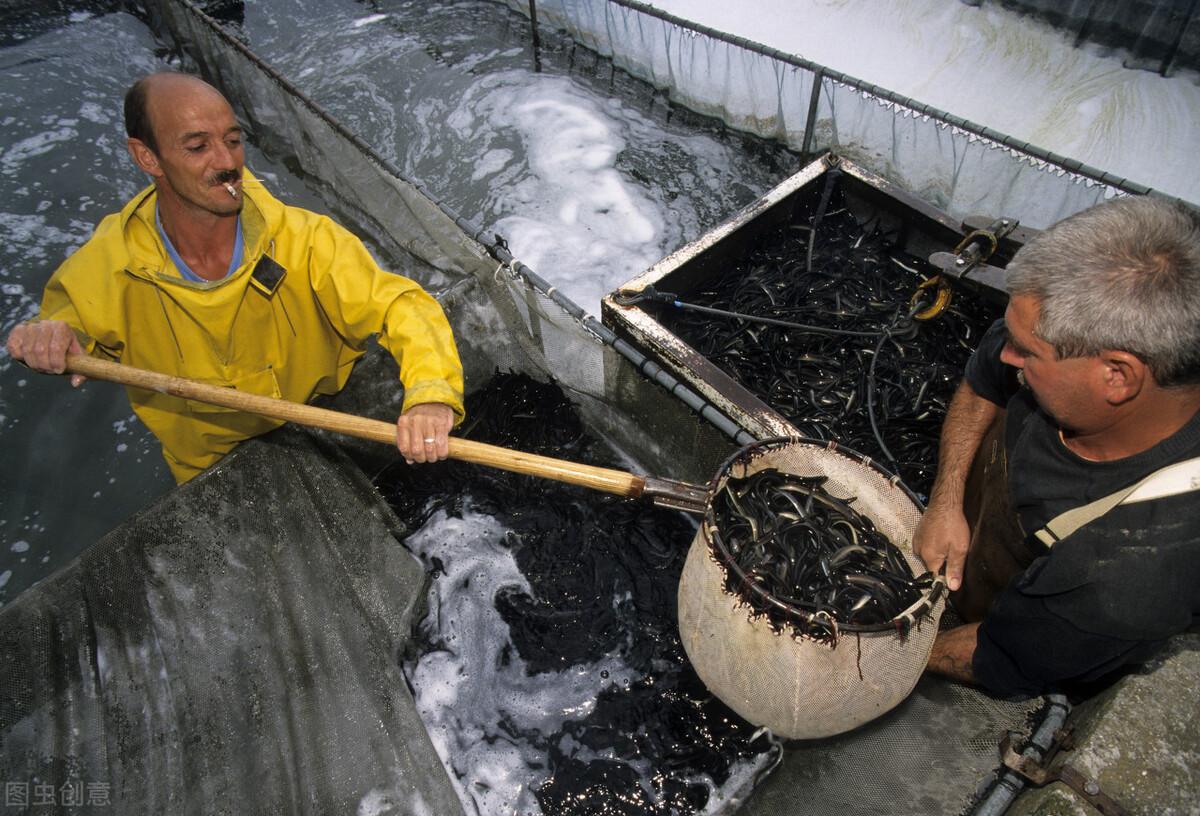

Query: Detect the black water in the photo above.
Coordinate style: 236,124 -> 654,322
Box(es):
376,373 -> 776,815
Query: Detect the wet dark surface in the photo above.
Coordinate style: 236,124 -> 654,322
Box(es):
652,177 -> 1003,499
375,373 -> 774,815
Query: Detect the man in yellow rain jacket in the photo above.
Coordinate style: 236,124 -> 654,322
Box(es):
5,71 -> 464,482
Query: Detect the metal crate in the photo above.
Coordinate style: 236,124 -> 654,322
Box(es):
601,153 -> 1023,442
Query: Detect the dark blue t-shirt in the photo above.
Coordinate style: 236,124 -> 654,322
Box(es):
963,319 -> 1200,697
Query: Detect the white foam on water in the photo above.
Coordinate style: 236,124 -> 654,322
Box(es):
0,570 -> 10,590
0,125 -> 79,171
436,71 -> 672,309
403,503 -> 650,815
471,148 -> 514,182
0,213 -> 93,270
77,102 -> 109,125
9,541 -> 29,554
357,782 -> 433,816
698,754 -> 769,815
352,13 -> 389,28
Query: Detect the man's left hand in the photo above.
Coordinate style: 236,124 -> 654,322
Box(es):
396,402 -> 455,464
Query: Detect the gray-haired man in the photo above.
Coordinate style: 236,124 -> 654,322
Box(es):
915,195 -> 1200,697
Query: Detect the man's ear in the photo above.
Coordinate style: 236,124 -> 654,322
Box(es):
1099,350 -> 1146,405
127,138 -> 162,178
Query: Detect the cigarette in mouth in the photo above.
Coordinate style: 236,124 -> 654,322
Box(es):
224,182 -> 238,199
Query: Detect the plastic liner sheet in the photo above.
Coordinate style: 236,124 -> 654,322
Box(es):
741,676 -> 1040,816
503,0 -> 1131,229
0,427 -> 462,816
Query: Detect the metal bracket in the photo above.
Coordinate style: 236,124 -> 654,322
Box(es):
612,285 -> 677,308
998,730 -> 1130,816
962,213 -> 1040,247
641,476 -> 709,515
926,216 -> 1019,296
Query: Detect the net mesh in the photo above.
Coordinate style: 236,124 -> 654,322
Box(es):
506,0 -> 1167,229
679,439 -> 944,740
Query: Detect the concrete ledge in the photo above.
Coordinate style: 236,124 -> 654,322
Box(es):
1009,633 -> 1200,816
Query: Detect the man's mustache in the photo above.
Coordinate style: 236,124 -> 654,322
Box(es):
210,169 -> 241,186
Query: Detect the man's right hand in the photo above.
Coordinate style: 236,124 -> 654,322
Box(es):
5,320 -> 87,387
913,500 -> 971,591
914,379 -> 1001,594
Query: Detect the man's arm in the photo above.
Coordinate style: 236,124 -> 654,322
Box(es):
304,216 -> 465,464
913,379 -> 1001,590
926,622 -> 980,684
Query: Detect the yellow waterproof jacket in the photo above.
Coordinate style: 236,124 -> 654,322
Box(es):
39,172 -> 464,482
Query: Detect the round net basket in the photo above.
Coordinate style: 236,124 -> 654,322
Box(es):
678,438 -> 945,740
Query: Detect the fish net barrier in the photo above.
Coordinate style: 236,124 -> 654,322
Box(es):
500,0 -> 1199,230
0,1 -> 1044,814
961,0 -> 1200,77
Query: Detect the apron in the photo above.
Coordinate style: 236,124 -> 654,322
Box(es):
949,417 -> 1200,623
950,416 -> 1045,622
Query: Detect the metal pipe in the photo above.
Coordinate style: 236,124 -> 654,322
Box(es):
800,67 -> 823,159
972,693 -> 1071,816
528,0 -> 542,72
486,247 -> 759,449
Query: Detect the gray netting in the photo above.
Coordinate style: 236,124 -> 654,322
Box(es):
501,0 -> 1148,230
0,428 -> 464,815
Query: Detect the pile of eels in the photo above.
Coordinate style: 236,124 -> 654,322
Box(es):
653,181 -> 1001,497
375,372 -> 775,816
710,468 -> 932,636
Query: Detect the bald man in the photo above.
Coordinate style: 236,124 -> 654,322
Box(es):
5,72 -> 464,482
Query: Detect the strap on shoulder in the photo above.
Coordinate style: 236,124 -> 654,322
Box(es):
1033,456 -> 1200,547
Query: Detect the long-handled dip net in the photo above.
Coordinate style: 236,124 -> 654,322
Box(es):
679,438 -> 945,740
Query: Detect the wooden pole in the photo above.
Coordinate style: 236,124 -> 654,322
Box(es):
64,353 -> 648,500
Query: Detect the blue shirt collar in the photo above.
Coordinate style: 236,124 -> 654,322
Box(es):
156,204 -> 244,283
